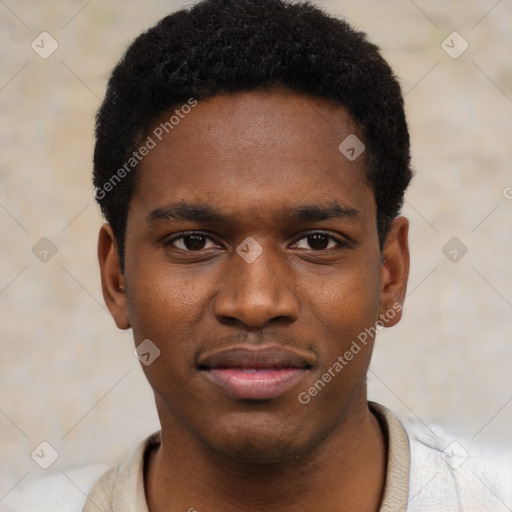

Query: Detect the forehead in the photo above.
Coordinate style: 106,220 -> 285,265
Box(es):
131,90 -> 374,223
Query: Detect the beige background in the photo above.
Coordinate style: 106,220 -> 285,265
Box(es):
1,0 -> 511,493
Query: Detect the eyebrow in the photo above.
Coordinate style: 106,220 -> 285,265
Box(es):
147,201 -> 360,224
288,203 -> 360,222
148,202 -> 223,223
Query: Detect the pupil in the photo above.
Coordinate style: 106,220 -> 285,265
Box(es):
308,234 -> 329,250
185,234 -> 206,250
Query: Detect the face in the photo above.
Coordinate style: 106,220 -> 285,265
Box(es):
99,90 -> 409,463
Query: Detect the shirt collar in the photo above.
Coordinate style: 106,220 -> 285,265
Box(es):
85,403 -> 410,512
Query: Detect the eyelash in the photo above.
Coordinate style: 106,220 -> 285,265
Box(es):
164,231 -> 349,252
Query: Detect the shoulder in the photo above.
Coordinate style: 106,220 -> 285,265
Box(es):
398,412 -> 512,511
2,433 -> 159,512
1,464 -> 109,512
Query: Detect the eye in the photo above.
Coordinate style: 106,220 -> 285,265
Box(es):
293,232 -> 344,251
167,233 -> 219,251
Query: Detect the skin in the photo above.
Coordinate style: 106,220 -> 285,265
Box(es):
98,89 -> 410,512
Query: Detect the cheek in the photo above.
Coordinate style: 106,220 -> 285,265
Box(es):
125,266 -> 215,389
127,256 -> 236,371
127,259 -> 212,333
125,268 -> 204,400
299,273 -> 380,410
306,259 -> 381,339
300,267 -> 381,396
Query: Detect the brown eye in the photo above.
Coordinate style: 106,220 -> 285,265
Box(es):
294,233 -> 339,251
169,233 -> 218,251
307,234 -> 330,250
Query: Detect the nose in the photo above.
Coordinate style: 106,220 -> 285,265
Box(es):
212,245 -> 300,329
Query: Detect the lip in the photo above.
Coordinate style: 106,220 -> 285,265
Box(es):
198,344 -> 314,400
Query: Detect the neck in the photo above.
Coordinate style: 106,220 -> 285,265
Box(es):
145,400 -> 387,512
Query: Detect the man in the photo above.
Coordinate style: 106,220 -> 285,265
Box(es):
5,0 -> 511,510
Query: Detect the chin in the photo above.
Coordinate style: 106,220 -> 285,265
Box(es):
212,436 -> 306,464
201,417 -> 319,465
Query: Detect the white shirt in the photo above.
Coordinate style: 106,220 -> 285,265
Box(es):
3,403 -> 511,511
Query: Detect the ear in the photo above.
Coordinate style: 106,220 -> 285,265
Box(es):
379,216 -> 410,327
98,223 -> 130,330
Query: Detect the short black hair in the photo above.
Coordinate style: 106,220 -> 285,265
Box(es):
93,0 -> 412,270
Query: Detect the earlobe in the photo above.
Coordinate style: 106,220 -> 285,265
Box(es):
379,216 -> 410,327
98,223 -> 131,330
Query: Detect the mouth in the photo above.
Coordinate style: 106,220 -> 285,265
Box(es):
197,345 -> 314,400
